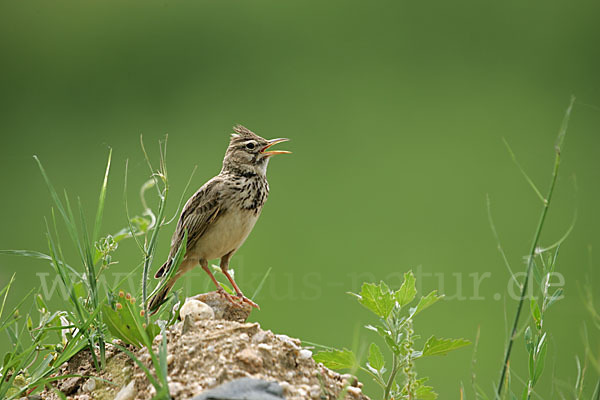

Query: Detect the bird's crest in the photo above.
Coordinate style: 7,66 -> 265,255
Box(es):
231,124 -> 260,140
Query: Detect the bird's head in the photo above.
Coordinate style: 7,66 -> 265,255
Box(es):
222,125 -> 290,176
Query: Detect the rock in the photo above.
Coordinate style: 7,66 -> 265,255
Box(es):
191,291 -> 252,322
347,386 -> 363,397
81,377 -> 96,392
275,334 -> 301,349
257,343 -> 272,352
341,373 -> 359,387
180,299 -> 215,321
182,314 -> 195,334
309,384 -> 321,399
192,377 -> 285,400
114,380 -> 136,400
236,348 -> 263,372
168,381 -> 185,396
298,349 -> 313,360
251,330 -> 268,344
57,376 -> 81,395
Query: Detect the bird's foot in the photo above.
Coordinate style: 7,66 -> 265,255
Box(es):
216,288 -> 241,307
237,293 -> 260,309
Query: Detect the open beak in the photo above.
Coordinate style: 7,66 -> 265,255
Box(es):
261,138 -> 291,157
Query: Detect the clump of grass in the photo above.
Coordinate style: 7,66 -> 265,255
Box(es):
487,97 -> 578,398
0,138 -> 191,399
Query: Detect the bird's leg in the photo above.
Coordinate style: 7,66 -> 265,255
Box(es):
199,259 -> 238,306
220,254 -> 260,309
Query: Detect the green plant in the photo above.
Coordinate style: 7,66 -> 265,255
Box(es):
103,291 -> 172,399
313,271 -> 470,400
0,138 -> 192,399
492,97 -> 575,398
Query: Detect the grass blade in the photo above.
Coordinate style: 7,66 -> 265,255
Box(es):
93,148 -> 112,242
251,267 -> 272,301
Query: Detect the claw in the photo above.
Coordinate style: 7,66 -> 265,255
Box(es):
237,293 -> 260,309
217,288 -> 243,307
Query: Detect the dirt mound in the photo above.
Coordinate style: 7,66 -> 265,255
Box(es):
41,294 -> 369,400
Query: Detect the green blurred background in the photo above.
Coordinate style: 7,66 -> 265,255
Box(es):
1,0 -> 599,397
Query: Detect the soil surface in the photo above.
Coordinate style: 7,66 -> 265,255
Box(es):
40,294 -> 370,400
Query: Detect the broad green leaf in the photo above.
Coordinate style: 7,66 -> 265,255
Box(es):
410,291 -> 443,317
421,336 -> 470,357
313,348 -> 357,370
103,304 -> 142,347
530,298 -> 541,329
396,271 -> 417,307
416,384 -> 438,400
367,343 -> 384,371
352,282 -> 395,319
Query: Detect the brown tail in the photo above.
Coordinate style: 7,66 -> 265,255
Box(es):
154,259 -> 172,278
148,278 -> 176,314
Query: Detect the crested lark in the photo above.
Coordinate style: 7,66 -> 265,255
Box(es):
148,125 -> 290,313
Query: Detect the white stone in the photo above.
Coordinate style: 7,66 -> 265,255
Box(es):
114,380 -> 136,400
168,381 -> 184,396
309,385 -> 321,399
82,378 -> 96,392
251,330 -> 268,344
276,334 -> 300,349
180,299 -> 215,321
298,349 -> 313,360
347,386 -> 363,397
257,343 -> 273,351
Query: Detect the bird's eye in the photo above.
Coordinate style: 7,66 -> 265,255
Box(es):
246,142 -> 255,150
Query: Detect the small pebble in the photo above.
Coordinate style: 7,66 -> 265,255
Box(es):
205,377 -> 217,388
276,334 -> 301,349
257,343 -> 273,351
180,299 -> 215,321
341,373 -> 359,387
167,354 -> 175,365
168,381 -> 184,395
279,381 -> 292,394
347,386 -> 363,397
235,348 -> 263,372
309,385 -> 322,399
251,330 -> 268,343
82,378 -> 96,392
114,381 -> 136,400
298,349 -> 313,360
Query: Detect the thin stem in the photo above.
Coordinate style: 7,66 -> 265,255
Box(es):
384,352 -> 399,400
496,97 -> 574,397
496,149 -> 562,396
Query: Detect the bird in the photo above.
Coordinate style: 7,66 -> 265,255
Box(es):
148,125 -> 290,313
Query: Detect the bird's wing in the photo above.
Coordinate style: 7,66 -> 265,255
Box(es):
168,177 -> 225,260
